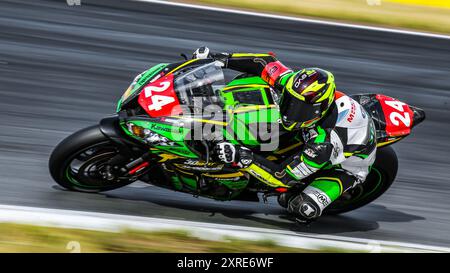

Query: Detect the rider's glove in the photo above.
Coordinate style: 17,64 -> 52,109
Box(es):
215,142 -> 236,163
192,46 -> 211,59
213,142 -> 253,168
193,47 -> 230,66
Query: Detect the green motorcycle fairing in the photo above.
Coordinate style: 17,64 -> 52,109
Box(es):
116,63 -> 169,112
116,61 -> 294,200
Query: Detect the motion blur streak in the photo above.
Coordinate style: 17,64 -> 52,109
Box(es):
0,0 -> 449,247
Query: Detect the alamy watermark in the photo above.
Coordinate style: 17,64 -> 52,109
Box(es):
129,100 -> 281,152
66,241 -> 81,253
66,0 -> 81,6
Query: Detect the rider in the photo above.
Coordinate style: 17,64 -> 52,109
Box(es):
192,47 -> 377,224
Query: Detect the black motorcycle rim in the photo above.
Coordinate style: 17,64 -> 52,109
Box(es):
64,141 -> 124,189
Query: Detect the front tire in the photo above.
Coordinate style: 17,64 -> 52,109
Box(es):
324,146 -> 398,215
49,125 -> 134,193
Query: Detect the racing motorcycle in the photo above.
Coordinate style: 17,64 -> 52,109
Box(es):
49,57 -> 425,216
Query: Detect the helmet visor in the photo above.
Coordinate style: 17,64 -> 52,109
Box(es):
279,91 -> 323,125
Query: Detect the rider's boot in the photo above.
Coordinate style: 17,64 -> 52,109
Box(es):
286,191 -> 322,224
281,173 -> 355,224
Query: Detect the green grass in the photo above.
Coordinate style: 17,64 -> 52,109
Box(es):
0,223 -> 342,253
180,0 -> 450,34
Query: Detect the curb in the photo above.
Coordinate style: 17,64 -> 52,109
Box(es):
0,204 -> 448,253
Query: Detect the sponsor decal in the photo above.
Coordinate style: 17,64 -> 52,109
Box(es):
145,131 -> 176,146
213,176 -> 242,182
247,168 -> 281,187
261,61 -> 290,86
183,159 -> 206,166
293,70 -> 316,90
310,189 -> 330,207
268,66 -> 278,76
183,159 -> 221,167
308,129 -> 318,139
347,101 -> 356,123
150,123 -> 173,133
304,187 -> 331,211
303,128 -> 318,142
248,169 -> 265,181
332,145 -> 340,159
240,158 -> 253,166
294,75 -> 305,89
176,165 -> 223,171
290,166 -> 303,179
336,109 -> 349,124
303,148 -> 317,158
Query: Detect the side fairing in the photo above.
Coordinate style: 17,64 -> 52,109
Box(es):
121,119 -> 199,158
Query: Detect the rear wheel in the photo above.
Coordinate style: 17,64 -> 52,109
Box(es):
49,125 -> 135,193
324,146 -> 398,215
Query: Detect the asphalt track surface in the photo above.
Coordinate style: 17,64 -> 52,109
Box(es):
1,0 -> 450,247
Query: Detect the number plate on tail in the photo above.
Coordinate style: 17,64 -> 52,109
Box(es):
376,94 -> 413,137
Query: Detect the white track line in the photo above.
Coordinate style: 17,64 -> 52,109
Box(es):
132,0 -> 450,40
0,204 -> 448,252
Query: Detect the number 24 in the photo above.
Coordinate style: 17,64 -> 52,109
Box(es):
144,81 -> 175,111
385,100 -> 410,127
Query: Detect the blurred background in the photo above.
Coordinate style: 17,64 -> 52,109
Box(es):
0,0 -> 449,252
187,0 -> 450,34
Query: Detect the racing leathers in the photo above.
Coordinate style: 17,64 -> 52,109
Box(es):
196,48 -> 377,223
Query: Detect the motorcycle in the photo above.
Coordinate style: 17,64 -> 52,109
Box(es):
49,57 -> 425,216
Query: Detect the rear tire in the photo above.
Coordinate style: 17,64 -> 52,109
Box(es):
324,146 -> 398,215
49,125 -> 134,193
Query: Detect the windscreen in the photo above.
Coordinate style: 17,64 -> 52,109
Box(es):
174,61 -> 225,111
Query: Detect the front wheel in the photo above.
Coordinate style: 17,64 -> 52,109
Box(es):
49,125 -> 135,193
324,146 -> 398,215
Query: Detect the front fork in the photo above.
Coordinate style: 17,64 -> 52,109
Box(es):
99,115 -> 155,181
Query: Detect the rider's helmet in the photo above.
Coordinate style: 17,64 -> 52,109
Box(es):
278,68 -> 336,130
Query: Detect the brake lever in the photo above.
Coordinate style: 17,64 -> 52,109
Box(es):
180,53 -> 188,60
